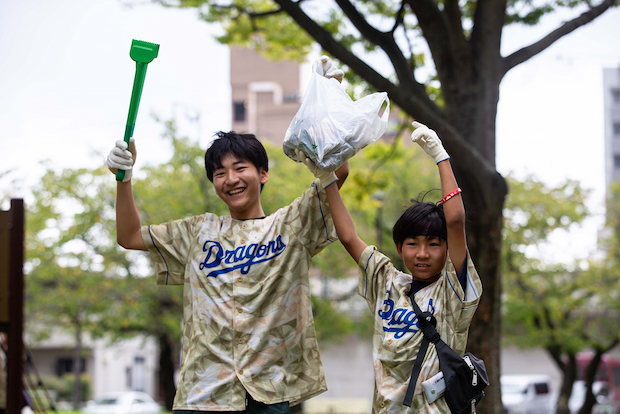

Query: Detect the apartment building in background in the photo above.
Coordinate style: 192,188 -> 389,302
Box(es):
604,65 -> 620,191
230,46 -> 303,144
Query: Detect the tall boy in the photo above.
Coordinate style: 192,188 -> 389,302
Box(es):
299,122 -> 482,413
105,58 -> 348,414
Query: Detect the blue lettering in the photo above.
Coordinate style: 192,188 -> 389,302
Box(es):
233,246 -> 245,262
391,308 -> 407,325
380,299 -> 436,339
427,298 -> 435,314
199,241 -> 224,270
404,310 -> 417,325
245,244 -> 258,259
378,299 -> 394,319
199,238 -> 287,278
257,244 -> 267,258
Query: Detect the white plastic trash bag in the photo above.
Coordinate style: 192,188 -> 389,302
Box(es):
283,64 -> 390,171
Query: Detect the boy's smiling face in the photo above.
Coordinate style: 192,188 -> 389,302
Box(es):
397,235 -> 448,283
212,153 -> 269,220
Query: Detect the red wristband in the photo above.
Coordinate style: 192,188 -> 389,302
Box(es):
440,188 -> 462,204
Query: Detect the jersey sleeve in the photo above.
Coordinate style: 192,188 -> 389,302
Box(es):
287,180 -> 338,257
141,215 -> 203,286
443,250 -> 483,333
357,245 -> 394,311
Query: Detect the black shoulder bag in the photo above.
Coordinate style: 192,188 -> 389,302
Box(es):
403,291 -> 489,414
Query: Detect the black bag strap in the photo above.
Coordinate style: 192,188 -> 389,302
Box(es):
403,334 -> 429,406
403,288 -> 440,406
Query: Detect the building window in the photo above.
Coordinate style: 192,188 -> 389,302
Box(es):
613,367 -> 620,385
55,357 -> 85,376
613,89 -> 620,104
133,356 -> 146,391
613,123 -> 620,136
283,92 -> 300,103
614,155 -> 620,168
233,102 -> 246,122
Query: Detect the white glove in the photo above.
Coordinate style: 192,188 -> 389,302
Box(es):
107,138 -> 136,182
313,55 -> 344,83
411,121 -> 450,164
294,149 -> 338,189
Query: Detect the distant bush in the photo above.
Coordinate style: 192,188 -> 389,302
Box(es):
39,374 -> 92,402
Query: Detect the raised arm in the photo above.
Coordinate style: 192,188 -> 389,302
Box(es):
294,150 -> 367,263
324,182 -> 368,263
411,122 -> 466,273
107,139 -> 147,251
334,161 -> 349,189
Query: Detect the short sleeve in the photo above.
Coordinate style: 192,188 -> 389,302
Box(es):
286,180 -> 338,256
141,215 -> 203,286
443,250 -> 483,333
357,245 -> 394,310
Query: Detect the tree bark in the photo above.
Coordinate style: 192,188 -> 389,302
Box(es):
578,350 -> 604,414
549,350 -> 576,414
72,318 -> 83,410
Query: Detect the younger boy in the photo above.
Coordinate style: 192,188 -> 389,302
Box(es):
105,58 -> 348,414
299,122 -> 482,413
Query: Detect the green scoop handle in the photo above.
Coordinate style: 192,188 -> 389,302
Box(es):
117,39 -> 160,182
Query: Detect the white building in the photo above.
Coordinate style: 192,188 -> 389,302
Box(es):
28,331 -> 159,402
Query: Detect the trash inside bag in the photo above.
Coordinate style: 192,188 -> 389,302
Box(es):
283,69 -> 390,171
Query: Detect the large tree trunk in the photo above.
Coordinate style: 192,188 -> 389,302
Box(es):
435,42 -> 507,412
578,353 -> 603,414
158,334 -> 177,411
551,351 -> 577,414
461,189 -> 505,414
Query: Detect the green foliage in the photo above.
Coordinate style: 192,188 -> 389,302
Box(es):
311,296 -> 354,344
505,0 -> 593,25
604,179 -> 620,262
501,175 -> 620,355
164,0 -> 313,61
25,166 -> 119,339
40,374 -> 92,402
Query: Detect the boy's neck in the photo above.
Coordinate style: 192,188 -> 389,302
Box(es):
229,204 -> 266,220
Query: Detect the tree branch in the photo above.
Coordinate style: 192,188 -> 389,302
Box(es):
391,2 -> 406,34
273,0 -> 503,203
443,0 -> 467,48
210,3 -> 283,18
405,0 -> 453,71
334,0 -> 419,91
502,0 -> 617,75
603,337 -> 620,353
272,0 -> 439,117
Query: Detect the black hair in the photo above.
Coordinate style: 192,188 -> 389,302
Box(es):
392,194 -> 447,248
204,131 -> 269,191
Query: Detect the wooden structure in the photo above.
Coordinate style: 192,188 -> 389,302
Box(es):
0,199 -> 25,414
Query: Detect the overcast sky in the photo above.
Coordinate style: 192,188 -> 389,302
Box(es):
2,0 -> 620,264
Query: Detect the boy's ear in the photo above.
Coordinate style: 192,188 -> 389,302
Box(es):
260,169 -> 269,185
396,243 -> 403,258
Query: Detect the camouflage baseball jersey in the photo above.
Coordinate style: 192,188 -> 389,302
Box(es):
141,181 -> 336,411
358,245 -> 482,414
